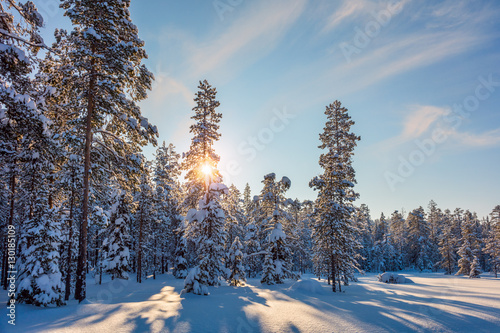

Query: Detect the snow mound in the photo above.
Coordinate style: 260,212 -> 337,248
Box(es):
78,298 -> 95,305
378,272 -> 412,284
290,279 -> 324,294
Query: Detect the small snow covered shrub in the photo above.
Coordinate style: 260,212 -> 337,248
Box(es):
173,234 -> 189,279
226,236 -> 246,286
378,272 -> 408,284
17,205 -> 65,307
102,192 -> 131,280
182,266 -> 209,296
261,222 -> 297,285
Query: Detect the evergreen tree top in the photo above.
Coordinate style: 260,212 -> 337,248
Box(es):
182,79 -> 223,210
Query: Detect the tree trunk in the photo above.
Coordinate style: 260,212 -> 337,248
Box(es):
75,45 -> 96,302
153,238 -> 157,279
64,178 -> 75,301
161,250 -> 165,274
137,203 -> 144,283
331,255 -> 336,292
447,249 -> 452,275
94,228 -> 99,271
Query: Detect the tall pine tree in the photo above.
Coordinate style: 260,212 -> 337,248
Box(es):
0,0 -> 49,291
182,80 -> 221,211
407,207 -> 432,271
182,81 -> 227,294
60,0 -> 157,301
457,211 -> 481,278
310,100 -> 360,292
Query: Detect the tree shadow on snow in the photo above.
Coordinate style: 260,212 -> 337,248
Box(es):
166,284 -> 268,332
12,275 -> 500,333
290,280 -> 500,332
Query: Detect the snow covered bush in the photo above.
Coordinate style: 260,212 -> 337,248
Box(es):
469,257 -> 481,279
17,204 -> 65,307
173,231 -> 189,279
226,236 -> 246,286
102,192 -> 131,280
261,223 -> 297,285
243,221 -> 262,278
378,272 -> 408,284
182,266 -> 209,296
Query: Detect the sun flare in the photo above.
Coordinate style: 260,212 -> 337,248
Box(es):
201,163 -> 212,175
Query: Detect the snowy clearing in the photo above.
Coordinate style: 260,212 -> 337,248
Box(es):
1,272 -> 500,333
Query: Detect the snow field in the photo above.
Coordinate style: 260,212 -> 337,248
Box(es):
1,272 -> 500,333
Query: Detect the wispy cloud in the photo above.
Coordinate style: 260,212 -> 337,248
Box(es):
380,104 -> 500,152
149,0 -> 307,85
327,0 -> 496,94
322,0 -> 369,32
322,0 -> 410,33
187,0 -> 307,80
400,105 -> 449,140
355,33 -> 481,86
273,0 -> 499,111
149,75 -> 195,108
452,128 -> 500,148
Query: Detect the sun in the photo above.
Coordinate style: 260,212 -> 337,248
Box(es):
201,163 -> 212,175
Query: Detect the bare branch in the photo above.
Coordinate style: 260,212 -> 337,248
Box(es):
0,29 -> 50,51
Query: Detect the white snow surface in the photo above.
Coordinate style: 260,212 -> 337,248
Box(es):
289,279 -> 324,294
1,272 -> 500,332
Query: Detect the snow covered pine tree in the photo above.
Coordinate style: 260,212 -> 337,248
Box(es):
310,100 -> 360,292
0,0 -> 51,293
457,211 -> 482,278
226,236 -> 246,286
102,192 -> 131,280
485,206 -> 500,277
182,80 -> 227,295
60,0 -> 157,301
182,80 -> 222,210
153,142 -> 182,273
16,191 -> 65,307
183,182 -> 229,295
260,173 -> 297,285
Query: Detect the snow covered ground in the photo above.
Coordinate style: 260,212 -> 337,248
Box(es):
1,272 -> 500,332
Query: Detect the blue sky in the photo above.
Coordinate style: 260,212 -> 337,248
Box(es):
36,0 -> 500,219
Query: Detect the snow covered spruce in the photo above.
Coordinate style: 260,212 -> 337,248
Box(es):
182,183 -> 230,295
226,236 -> 246,287
309,100 -> 361,292
101,192 -> 132,281
260,173 -> 298,285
